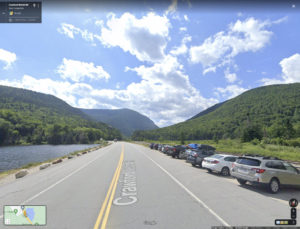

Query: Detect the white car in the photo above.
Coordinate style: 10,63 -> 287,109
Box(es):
202,154 -> 237,176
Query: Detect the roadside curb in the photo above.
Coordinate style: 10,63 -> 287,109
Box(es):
0,142 -> 111,185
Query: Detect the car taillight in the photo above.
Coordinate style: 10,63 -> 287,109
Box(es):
251,168 -> 265,173
211,160 -> 219,164
173,148 -> 176,152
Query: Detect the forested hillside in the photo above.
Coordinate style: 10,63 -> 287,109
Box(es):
132,83 -> 300,144
81,108 -> 158,137
0,85 -> 122,145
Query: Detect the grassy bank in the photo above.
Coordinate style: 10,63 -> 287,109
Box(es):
0,141 -> 110,179
141,139 -> 300,162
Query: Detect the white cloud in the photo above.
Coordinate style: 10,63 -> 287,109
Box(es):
280,53 -> 300,83
57,23 -> 96,43
190,17 -> 275,74
0,75 -> 93,107
203,66 -> 217,75
170,36 -> 191,56
261,53 -> 300,85
97,12 -> 170,62
57,58 -> 110,82
179,27 -> 187,32
0,55 -> 219,127
214,85 -> 248,99
0,49 -> 17,69
92,55 -> 218,126
272,16 -> 288,25
95,20 -> 104,27
184,15 -> 189,21
77,97 -> 99,108
260,78 -> 284,86
224,68 -> 237,83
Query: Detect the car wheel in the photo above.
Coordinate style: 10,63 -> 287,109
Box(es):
269,178 -> 280,194
221,167 -> 230,176
237,179 -> 247,185
207,169 -> 212,173
192,163 -> 196,167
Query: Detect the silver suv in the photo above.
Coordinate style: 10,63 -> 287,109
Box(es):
231,155 -> 300,193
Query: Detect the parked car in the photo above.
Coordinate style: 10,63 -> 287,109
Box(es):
153,143 -> 159,150
157,144 -> 161,151
149,143 -> 154,149
184,149 -> 196,160
169,145 -> 187,159
166,146 -> 175,156
231,155 -> 300,193
202,154 -> 237,176
162,145 -> 171,154
187,143 -> 198,149
186,144 -> 216,167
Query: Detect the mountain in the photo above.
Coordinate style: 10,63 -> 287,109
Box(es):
132,83 -> 300,141
188,101 -> 226,120
81,108 -> 158,137
0,85 -> 121,145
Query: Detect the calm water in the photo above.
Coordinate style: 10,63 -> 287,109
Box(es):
0,144 -> 98,172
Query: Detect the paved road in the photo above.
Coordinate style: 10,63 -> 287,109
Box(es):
0,142 -> 299,229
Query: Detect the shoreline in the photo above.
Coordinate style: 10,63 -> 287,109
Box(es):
0,141 -> 111,185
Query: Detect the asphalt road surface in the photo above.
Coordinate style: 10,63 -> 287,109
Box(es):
0,142 -> 299,229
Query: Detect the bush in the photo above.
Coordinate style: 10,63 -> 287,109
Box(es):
285,139 -> 300,147
251,138 -> 260,145
241,125 -> 263,142
261,138 -> 271,145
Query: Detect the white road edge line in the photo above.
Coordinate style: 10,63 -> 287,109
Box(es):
138,147 -> 231,227
0,147 -> 111,219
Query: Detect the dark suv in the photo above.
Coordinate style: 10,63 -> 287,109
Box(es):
186,144 -> 216,167
169,145 -> 187,159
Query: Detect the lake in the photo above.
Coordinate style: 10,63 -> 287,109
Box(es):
0,144 -> 98,172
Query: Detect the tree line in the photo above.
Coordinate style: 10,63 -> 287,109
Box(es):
0,109 -> 122,146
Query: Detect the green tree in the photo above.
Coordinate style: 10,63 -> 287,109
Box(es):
180,132 -> 185,145
241,125 -> 263,142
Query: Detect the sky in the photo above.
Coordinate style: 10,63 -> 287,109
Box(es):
0,0 -> 299,127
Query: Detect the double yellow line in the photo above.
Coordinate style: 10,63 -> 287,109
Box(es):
94,144 -> 124,229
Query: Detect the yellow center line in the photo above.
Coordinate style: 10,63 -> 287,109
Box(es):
101,151 -> 123,229
94,144 -> 124,229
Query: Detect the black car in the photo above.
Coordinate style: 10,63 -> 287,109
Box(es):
149,143 -> 154,149
186,144 -> 216,167
170,145 -> 187,159
153,143 -> 159,150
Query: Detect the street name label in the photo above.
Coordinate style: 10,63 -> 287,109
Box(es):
114,160 -> 138,206
4,205 -> 46,226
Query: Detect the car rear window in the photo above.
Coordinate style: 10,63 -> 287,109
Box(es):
236,158 -> 261,166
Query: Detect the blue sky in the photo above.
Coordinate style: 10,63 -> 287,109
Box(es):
0,1 -> 299,127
